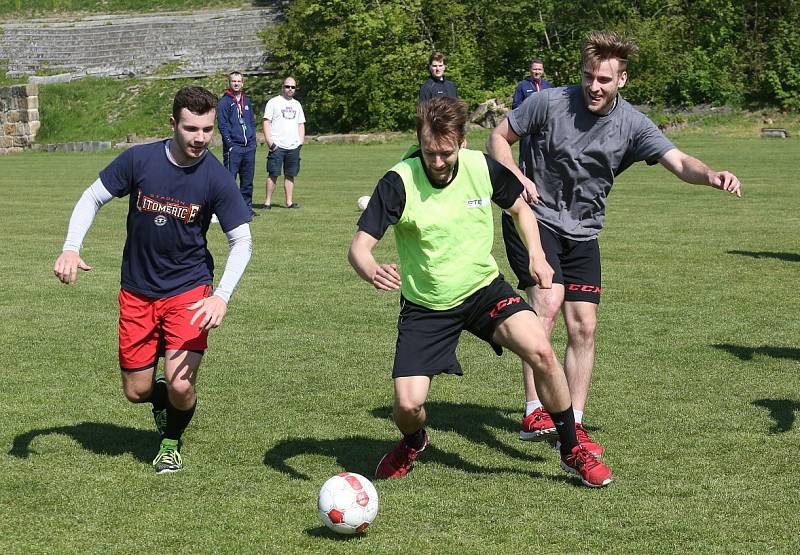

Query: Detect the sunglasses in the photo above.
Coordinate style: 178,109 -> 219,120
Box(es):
284,85 -> 296,89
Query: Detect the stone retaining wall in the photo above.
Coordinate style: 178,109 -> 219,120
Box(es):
0,6 -> 282,80
0,84 -> 40,154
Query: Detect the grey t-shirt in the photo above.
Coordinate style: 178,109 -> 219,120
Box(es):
507,85 -> 675,240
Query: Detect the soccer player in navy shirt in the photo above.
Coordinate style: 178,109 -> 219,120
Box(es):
54,86 -> 253,474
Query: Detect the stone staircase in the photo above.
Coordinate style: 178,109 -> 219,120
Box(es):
0,6 -> 282,81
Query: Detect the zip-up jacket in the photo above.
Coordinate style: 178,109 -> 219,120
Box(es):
217,90 -> 257,149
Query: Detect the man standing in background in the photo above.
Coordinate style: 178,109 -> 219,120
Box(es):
512,58 -> 552,169
263,76 -> 305,210
512,58 -> 552,109
419,52 -> 459,102
217,71 -> 259,218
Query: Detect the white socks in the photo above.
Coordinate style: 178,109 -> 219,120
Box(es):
524,400 -> 543,417
525,401 -> 583,424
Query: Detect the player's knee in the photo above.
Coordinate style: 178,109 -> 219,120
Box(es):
167,379 -> 194,401
122,385 -> 151,404
536,298 -> 561,324
567,318 -> 597,345
394,399 -> 424,419
524,342 -> 560,375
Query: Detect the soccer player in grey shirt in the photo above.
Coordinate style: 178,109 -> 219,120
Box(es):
487,31 -> 742,454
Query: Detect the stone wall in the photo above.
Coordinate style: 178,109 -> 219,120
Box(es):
0,6 -> 282,81
0,84 -> 40,154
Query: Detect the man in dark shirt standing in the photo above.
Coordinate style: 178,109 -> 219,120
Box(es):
418,52 -> 458,101
512,58 -> 553,110
217,71 -> 259,218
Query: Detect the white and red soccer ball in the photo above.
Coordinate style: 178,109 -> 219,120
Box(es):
318,472 -> 379,534
357,195 -> 371,211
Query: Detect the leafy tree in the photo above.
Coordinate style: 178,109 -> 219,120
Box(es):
265,0 -> 429,132
263,0 -> 800,132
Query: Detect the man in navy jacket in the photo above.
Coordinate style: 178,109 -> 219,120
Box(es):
512,58 -> 553,109
512,58 -> 553,169
217,71 -> 259,217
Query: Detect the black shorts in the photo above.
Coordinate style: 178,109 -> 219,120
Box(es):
501,211 -> 602,304
392,275 -> 534,378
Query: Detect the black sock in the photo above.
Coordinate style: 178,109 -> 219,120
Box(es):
550,407 -> 579,456
164,399 -> 196,442
403,428 -> 426,450
146,379 -> 167,412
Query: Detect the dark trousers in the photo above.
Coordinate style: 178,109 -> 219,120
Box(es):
223,145 -> 256,210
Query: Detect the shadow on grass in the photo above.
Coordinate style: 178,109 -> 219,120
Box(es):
304,526 -> 366,541
753,399 -> 800,433
712,343 -> 800,361
264,402 -> 552,481
8,422 -> 156,463
371,401 -> 542,463
727,250 -> 800,262
263,436 -> 547,481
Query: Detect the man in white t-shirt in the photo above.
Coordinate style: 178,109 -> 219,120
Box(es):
262,76 -> 306,209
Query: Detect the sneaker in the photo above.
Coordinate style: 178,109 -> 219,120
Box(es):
261,203 -> 271,211
153,439 -> 183,474
210,214 -> 219,224
285,202 -> 300,209
561,445 -> 612,488
375,431 -> 428,479
250,210 -> 260,218
576,423 -> 604,458
520,407 -> 556,440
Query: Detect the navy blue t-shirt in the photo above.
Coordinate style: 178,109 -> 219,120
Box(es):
99,140 -> 250,298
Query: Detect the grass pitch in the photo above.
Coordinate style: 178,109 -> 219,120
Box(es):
0,131 -> 798,554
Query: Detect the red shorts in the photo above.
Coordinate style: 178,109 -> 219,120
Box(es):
118,284 -> 212,371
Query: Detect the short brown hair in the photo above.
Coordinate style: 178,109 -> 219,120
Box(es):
582,31 -> 636,72
416,97 -> 468,146
172,86 -> 217,122
429,51 -> 446,65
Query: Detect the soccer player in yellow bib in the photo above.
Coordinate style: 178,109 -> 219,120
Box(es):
348,97 -> 612,488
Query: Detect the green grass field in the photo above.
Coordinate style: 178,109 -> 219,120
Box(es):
1,130 -> 798,553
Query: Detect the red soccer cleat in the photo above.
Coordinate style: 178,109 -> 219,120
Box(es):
575,423 -> 605,458
375,431 -> 429,479
520,407 -> 556,440
561,444 -> 613,488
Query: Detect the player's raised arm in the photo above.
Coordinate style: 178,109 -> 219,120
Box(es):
659,148 -> 742,197
487,118 -> 540,204
348,230 -> 401,291
54,178 -> 113,285
188,222 -> 253,331
506,197 -> 554,289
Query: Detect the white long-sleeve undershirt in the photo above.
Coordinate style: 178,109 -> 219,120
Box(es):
61,178 -> 252,303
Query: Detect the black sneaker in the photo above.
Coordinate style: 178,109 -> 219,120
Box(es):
153,439 -> 183,474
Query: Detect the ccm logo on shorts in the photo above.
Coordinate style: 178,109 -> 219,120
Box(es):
489,296 -> 522,318
567,284 -> 602,294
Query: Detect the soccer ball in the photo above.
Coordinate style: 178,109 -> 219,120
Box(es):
357,195 -> 371,211
318,472 -> 379,534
